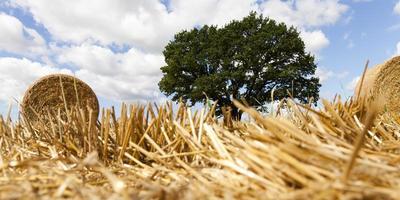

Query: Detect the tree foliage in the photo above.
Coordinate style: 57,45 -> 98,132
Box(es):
159,12 -> 320,119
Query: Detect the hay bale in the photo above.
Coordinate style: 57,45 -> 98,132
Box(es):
21,74 -> 99,122
355,56 -> 400,113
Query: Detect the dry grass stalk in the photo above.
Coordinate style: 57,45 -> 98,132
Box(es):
0,95 -> 397,199
342,98 -> 380,183
1,74 -> 400,199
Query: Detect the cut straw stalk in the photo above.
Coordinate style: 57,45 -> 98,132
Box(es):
356,60 -> 370,102
342,103 -> 379,183
3,67 -> 400,199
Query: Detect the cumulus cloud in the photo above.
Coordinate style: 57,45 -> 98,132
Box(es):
300,30 -> 330,53
395,1 -> 400,15
346,76 -> 360,91
12,0 -> 171,53
315,68 -> 334,83
0,13 -> 46,56
11,0 -> 347,54
169,0 -> 258,27
56,44 -> 165,101
12,0 -> 258,53
259,0 -> 348,28
0,57 -> 71,101
259,0 -> 347,54
315,67 -> 349,83
0,0 -> 350,104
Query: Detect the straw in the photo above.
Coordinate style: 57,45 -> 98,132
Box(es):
356,56 -> 400,115
1,66 -> 400,199
21,74 -> 99,123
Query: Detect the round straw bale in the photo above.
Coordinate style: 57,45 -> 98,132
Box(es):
355,56 -> 400,113
21,74 -> 99,122
354,63 -> 382,99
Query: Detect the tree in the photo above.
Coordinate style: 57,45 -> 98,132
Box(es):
159,12 -> 320,120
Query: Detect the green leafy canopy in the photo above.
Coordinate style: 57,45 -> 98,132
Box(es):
159,12 -> 321,119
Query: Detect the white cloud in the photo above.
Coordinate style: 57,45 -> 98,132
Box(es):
343,32 -> 355,49
1,0 -> 350,104
396,42 -> 400,55
315,67 -> 334,83
259,0 -> 347,54
346,76 -> 360,91
11,0 -> 347,54
387,23 -> 400,31
12,0 -> 169,52
395,1 -> 400,15
0,13 -> 46,56
12,0 -> 258,53
0,57 -> 71,102
56,44 -> 165,101
169,0 -> 258,27
300,30 -> 330,53
259,0 -> 348,28
353,0 -> 372,2
316,67 -> 348,83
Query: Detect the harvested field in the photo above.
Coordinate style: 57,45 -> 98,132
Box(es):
0,93 -> 399,199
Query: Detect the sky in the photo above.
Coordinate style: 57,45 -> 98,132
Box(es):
0,0 -> 399,115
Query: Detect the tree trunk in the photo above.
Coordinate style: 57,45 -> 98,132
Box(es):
231,88 -> 242,120
230,105 -> 242,121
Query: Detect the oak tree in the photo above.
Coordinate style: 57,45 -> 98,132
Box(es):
159,12 -> 320,120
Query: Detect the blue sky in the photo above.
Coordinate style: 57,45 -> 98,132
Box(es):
318,0 -> 400,98
0,0 -> 399,116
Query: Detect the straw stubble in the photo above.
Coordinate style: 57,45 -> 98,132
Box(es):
1,61 -> 399,199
